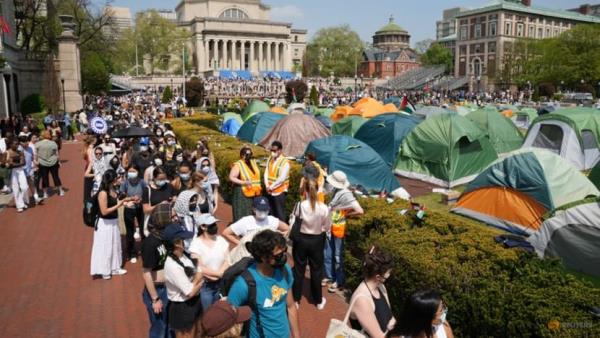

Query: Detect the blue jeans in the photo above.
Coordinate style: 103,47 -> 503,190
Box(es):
324,235 -> 345,286
200,281 -> 220,311
142,285 -> 173,338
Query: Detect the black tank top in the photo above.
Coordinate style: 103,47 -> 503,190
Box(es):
350,282 -> 393,334
198,198 -> 210,214
102,192 -> 119,219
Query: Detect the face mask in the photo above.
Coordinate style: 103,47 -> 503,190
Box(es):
154,158 -> 163,166
271,151 -> 278,158
271,252 -> 287,268
168,140 -> 176,146
244,153 -> 252,161
439,308 -> 448,324
255,211 -> 268,221
189,203 -> 197,212
176,155 -> 184,162
206,223 -> 218,236
127,172 -> 138,180
179,173 -> 190,181
110,161 -> 119,169
201,166 -> 210,175
155,179 -> 167,188
139,145 -> 148,152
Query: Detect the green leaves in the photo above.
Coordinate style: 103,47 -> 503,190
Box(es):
420,43 -> 453,74
305,25 -> 365,77
81,51 -> 110,95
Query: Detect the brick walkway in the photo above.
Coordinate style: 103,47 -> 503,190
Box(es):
0,142 -> 348,338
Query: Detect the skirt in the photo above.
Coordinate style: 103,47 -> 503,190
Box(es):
90,217 -> 123,276
168,295 -> 202,331
232,185 -> 254,222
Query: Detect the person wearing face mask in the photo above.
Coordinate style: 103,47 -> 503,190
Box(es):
172,161 -> 193,195
159,132 -> 182,161
264,141 -> 290,222
131,139 -> 153,176
228,145 -> 262,222
142,166 -> 177,236
398,291 -> 454,338
348,247 -> 396,338
195,157 -> 219,213
190,172 -> 214,215
222,196 -> 289,246
173,190 -> 202,248
189,214 -> 230,311
100,134 -> 116,160
120,165 -> 147,262
144,155 -> 164,182
227,230 -> 301,338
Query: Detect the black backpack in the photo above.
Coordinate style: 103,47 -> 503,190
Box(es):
83,192 -> 100,228
220,257 -> 289,338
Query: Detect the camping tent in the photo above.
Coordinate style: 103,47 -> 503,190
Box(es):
414,106 -> 453,119
528,201 -> 600,278
237,112 -> 285,143
221,118 -> 242,136
354,113 -> 422,166
241,100 -> 270,121
314,107 -> 335,118
394,113 -> 498,187
349,98 -> 388,119
512,108 -> 538,129
522,107 -> 600,170
259,114 -> 331,157
270,106 -> 288,115
331,116 -> 367,137
453,148 -> 599,235
315,115 -> 333,129
305,135 -> 408,197
331,106 -> 353,122
221,112 -> 243,125
588,163 -> 600,190
466,109 -> 523,154
383,96 -> 401,108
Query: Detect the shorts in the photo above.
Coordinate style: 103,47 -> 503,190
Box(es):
168,295 -> 202,331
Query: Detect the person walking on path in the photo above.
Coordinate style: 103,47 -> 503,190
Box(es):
228,145 -> 261,222
264,141 -> 290,222
120,164 -> 147,263
5,138 -> 29,212
36,131 -> 64,198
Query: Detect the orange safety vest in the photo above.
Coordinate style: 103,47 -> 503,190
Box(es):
266,156 -> 289,195
314,162 -> 326,203
236,160 -> 262,197
331,209 -> 348,238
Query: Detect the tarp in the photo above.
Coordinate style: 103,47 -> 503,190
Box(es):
394,113 -> 498,187
259,114 -> 331,157
331,116 -> 367,137
453,148 -> 599,234
221,112 -> 243,125
354,113 -> 422,166
305,135 -> 404,194
221,118 -> 241,136
528,201 -> 600,278
242,100 -> 270,121
466,109 -> 523,154
237,112 -> 285,144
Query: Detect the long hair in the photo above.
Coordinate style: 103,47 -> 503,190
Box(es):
302,178 -> 318,211
397,290 -> 442,338
100,169 -> 118,192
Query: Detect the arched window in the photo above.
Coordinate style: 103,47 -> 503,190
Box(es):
472,58 -> 482,77
219,8 -> 249,20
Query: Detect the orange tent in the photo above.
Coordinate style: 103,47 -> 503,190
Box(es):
349,98 -> 388,118
331,106 -> 353,122
382,103 -> 399,113
502,109 -> 513,118
270,106 -> 288,115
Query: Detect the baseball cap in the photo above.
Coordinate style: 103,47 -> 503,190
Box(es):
196,214 -> 219,225
162,224 -> 194,242
253,196 -> 270,212
201,300 -> 251,336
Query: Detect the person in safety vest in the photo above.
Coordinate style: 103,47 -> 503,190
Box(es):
228,145 -> 262,222
263,141 -> 290,222
299,152 -> 327,203
323,170 -> 363,294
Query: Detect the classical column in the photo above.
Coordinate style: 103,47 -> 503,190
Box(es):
266,41 -> 272,70
204,40 -> 209,71
231,40 -> 237,71
240,41 -> 245,70
286,42 -> 292,71
274,42 -> 280,71
196,39 -> 205,74
223,40 -> 229,69
249,41 -> 255,73
258,41 -> 264,72
212,40 -> 218,70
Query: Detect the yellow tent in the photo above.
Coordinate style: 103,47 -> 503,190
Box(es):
382,103 -> 399,113
350,98 -> 387,118
331,106 -> 353,122
270,106 -> 288,115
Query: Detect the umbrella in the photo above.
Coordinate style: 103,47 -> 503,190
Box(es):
111,126 -> 155,138
89,117 -> 108,134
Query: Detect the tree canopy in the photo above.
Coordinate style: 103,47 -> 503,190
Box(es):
420,43 -> 453,74
305,25 -> 365,77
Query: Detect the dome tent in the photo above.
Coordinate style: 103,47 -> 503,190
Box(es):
221,112 -> 243,125
259,114 -> 331,157
331,106 -> 353,122
305,135 -> 409,198
394,114 -> 498,187
236,112 -> 285,144
241,100 -> 270,121
413,106 -> 453,119
528,200 -> 600,278
453,148 -> 599,235
512,108 -> 538,129
354,113 -> 422,166
331,116 -> 367,137
221,118 -> 241,136
466,108 -> 523,154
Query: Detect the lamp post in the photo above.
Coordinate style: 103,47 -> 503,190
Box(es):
170,78 -> 174,94
60,76 -> 66,113
527,80 -> 532,102
354,74 -> 358,101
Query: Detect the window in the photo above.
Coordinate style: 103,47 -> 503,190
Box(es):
532,124 -> 564,153
460,26 -> 468,40
554,29 -> 559,37
219,8 -> 249,20
546,28 -> 551,37
538,27 -> 543,38
475,24 -> 482,38
582,130 -> 598,150
294,36 -> 298,42
488,42 -> 496,53
474,44 -> 481,54
505,22 -> 512,36
516,23 -> 524,37
473,58 -> 482,76
460,46 -> 467,56
528,26 -> 534,37
489,22 -> 497,36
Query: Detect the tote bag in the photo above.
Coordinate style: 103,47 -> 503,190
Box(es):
325,295 -> 368,338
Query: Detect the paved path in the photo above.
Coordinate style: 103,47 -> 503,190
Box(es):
0,142 -> 347,338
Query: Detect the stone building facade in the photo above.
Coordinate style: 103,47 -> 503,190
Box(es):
175,0 -> 307,75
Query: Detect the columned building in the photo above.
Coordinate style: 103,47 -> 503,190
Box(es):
175,0 -> 306,75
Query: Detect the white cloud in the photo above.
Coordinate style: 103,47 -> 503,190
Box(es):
270,5 -> 304,20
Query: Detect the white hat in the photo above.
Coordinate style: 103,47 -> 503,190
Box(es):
196,214 -> 219,225
326,170 -> 350,190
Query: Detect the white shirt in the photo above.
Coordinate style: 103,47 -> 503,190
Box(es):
229,215 -> 279,237
164,255 -> 196,302
188,236 -> 229,271
299,200 -> 331,235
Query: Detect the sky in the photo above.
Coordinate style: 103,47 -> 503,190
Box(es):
101,0 -> 583,44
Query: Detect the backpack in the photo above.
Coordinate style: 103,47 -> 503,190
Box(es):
83,192 -> 100,228
219,256 -> 289,338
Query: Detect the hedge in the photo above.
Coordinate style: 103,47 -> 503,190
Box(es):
171,115 -> 600,337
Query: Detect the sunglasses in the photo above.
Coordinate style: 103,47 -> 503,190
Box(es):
95,152 -> 103,156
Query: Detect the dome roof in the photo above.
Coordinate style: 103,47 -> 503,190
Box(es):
376,15 -> 406,34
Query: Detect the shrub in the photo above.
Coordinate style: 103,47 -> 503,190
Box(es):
185,78 -> 204,107
309,85 -> 319,106
162,86 -> 173,103
285,80 -> 308,104
20,94 -> 45,115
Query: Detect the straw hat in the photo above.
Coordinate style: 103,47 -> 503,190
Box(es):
326,170 -> 350,190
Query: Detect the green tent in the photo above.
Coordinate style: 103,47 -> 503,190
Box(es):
512,108 -> 538,129
453,148 -> 599,235
414,106 -> 454,119
466,109 -> 523,154
354,113 -> 422,166
394,114 -> 498,187
331,116 -> 367,137
236,112 -> 285,143
305,135 -> 407,196
588,163 -> 600,190
241,100 -> 270,121
221,112 -> 243,125
314,107 -> 335,118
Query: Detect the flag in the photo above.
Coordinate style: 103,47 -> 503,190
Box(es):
292,88 -> 297,103
400,95 -> 415,114
0,16 -> 10,34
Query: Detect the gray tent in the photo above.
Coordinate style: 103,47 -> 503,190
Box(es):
528,201 -> 600,278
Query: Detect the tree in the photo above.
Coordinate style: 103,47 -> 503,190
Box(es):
420,43 -> 453,74
185,78 -> 204,107
285,80 -> 308,104
414,39 -> 434,55
81,51 -> 110,95
309,85 -> 319,106
162,86 -> 173,104
305,25 -> 365,77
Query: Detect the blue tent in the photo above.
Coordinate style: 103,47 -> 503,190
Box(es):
315,115 -> 333,129
305,135 -> 402,194
237,112 -> 285,143
221,118 -> 241,136
354,113 -> 422,166
383,96 -> 401,108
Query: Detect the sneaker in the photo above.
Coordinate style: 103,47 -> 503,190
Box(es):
59,189 -> 65,197
321,278 -> 331,287
130,257 -> 137,264
133,229 -> 141,240
317,297 -> 327,310
102,274 -> 112,280
43,192 -> 49,199
1,187 -> 11,194
34,194 -> 42,204
328,283 -> 338,293
16,208 -> 24,213
112,268 -> 127,276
